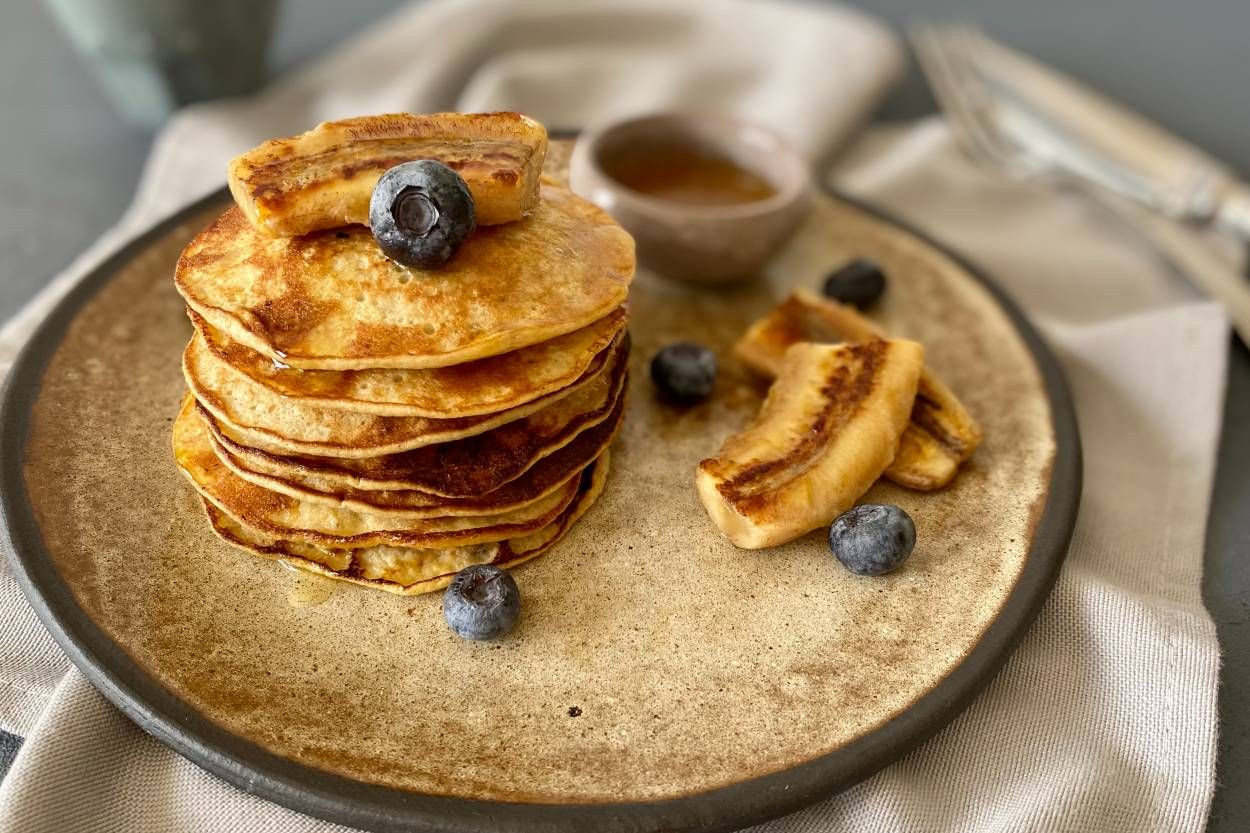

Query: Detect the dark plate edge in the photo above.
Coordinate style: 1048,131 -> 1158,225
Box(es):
0,183 -> 1081,833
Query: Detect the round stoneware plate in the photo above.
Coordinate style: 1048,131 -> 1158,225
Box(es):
1,153 -> 1079,832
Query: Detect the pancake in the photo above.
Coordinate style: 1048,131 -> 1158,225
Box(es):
174,184 -> 634,370
190,306 -> 626,418
184,326 -> 624,458
173,397 -> 582,548
202,450 -> 610,596
205,340 -> 628,496
213,384 -> 626,518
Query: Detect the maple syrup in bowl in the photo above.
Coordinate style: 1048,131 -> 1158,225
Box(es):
570,112 -> 810,284
603,141 -> 778,207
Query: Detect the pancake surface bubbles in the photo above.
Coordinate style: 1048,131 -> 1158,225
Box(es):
175,184 -> 635,370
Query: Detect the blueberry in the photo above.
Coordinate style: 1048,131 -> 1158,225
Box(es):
369,160 -> 475,269
828,503 -> 915,576
822,259 -> 886,307
650,342 -> 717,404
442,564 -> 519,640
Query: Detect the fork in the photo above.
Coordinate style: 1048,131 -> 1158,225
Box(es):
910,23 -> 1250,346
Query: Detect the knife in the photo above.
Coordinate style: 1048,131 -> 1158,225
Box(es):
965,30 -> 1250,241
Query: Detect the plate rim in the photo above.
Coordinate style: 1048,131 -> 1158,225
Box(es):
0,183 -> 1081,833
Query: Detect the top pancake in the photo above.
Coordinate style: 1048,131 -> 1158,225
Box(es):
175,184 -> 635,370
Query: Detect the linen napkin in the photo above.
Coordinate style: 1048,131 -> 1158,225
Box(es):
0,1 -> 1228,830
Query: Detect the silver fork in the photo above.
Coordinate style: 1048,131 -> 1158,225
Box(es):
911,25 -> 1036,178
910,23 -> 1250,345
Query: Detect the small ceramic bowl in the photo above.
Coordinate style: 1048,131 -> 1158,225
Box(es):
569,112 -> 810,285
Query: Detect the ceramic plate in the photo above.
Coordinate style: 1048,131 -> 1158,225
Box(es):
0,161 -> 1079,832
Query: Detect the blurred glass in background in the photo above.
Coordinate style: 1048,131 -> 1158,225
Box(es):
42,0 -> 277,129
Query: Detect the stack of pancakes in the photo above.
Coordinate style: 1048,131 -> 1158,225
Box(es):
172,184 -> 635,595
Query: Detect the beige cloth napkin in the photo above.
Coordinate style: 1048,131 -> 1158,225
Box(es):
0,1 -> 1229,830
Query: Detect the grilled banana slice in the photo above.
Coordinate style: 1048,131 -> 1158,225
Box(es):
228,112 -> 548,236
697,340 -> 923,550
734,289 -> 981,490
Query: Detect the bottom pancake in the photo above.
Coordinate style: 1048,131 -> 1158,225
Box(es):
204,451 -> 610,596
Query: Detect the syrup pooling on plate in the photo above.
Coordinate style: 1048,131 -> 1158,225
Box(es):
281,562 -> 337,608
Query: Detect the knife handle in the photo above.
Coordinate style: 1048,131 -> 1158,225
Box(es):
1214,181 -> 1250,242
1102,193 -> 1250,346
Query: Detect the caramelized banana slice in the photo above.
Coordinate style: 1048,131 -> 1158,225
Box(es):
228,112 -> 548,236
697,340 -> 923,550
734,289 -> 981,490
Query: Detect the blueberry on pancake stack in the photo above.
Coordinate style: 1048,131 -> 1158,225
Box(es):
171,113 -> 634,595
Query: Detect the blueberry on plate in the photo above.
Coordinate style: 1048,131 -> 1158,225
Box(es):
369,160 -> 475,269
443,564 -> 519,640
822,258 -> 886,307
651,342 -> 717,404
828,503 -> 915,576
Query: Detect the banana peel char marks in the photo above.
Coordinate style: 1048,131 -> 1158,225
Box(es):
697,340 -> 924,550
734,289 -> 981,490
228,112 -> 548,236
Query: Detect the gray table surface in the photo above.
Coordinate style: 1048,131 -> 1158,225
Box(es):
1,1 -> 1246,829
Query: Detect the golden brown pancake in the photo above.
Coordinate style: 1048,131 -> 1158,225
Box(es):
205,344 -> 627,497
174,185 -> 634,370
173,396 -> 583,548
202,450 -> 609,596
184,326 -> 624,458
213,392 -> 625,518
190,306 -> 626,417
